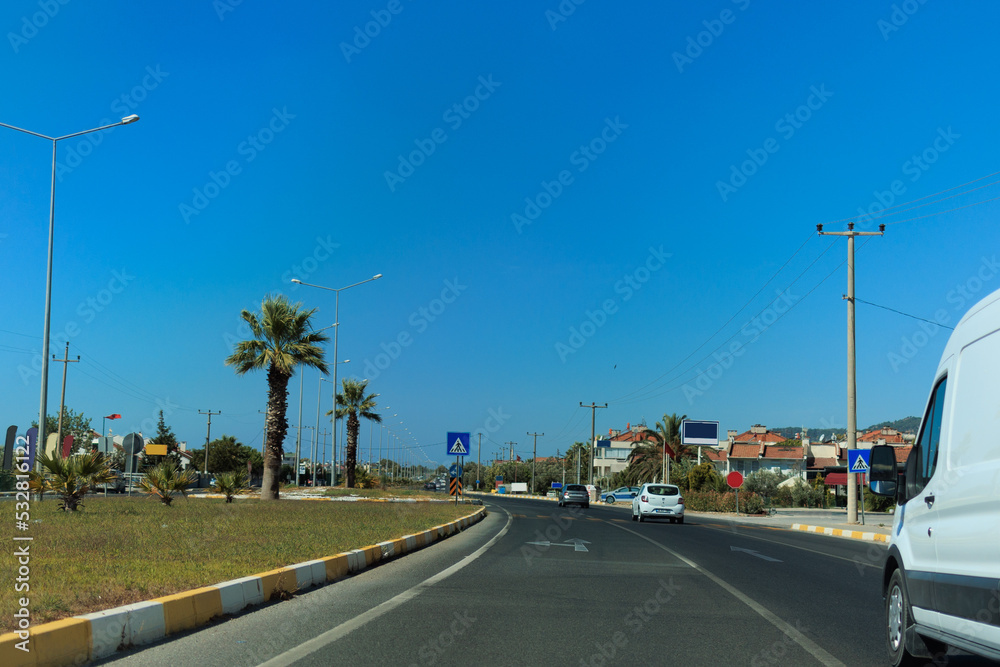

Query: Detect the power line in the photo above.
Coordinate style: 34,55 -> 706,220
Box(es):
853,297 -> 954,330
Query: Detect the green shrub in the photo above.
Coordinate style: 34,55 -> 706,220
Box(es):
865,492 -> 896,512
687,462 -> 721,492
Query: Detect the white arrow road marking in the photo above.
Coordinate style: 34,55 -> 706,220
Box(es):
730,546 -> 783,562
526,539 -> 590,552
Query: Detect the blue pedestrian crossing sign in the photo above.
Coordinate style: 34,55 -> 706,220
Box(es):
447,432 -> 470,457
848,449 -> 871,473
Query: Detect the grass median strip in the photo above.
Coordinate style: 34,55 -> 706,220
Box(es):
0,496 -> 474,633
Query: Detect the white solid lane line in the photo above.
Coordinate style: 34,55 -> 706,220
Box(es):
608,521 -> 846,667
258,507 -> 513,667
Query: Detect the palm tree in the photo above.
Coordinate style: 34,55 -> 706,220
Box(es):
643,412 -> 688,461
35,450 -> 116,511
625,440 -> 663,484
212,469 -> 249,503
225,294 -> 329,500
139,462 -> 196,506
328,378 -> 381,488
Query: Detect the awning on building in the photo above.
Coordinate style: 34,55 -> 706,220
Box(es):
824,472 -> 867,486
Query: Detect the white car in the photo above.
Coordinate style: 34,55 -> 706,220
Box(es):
631,483 -> 684,523
869,285 -> 1000,665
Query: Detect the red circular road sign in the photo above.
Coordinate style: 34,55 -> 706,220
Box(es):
727,471 -> 744,489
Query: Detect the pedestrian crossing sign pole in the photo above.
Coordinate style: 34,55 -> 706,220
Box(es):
848,450 -> 871,525
447,433 -> 470,504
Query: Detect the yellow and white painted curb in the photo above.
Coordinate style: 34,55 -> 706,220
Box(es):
791,523 -> 890,543
0,507 -> 486,667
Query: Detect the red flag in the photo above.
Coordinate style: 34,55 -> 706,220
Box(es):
106,414 -> 121,420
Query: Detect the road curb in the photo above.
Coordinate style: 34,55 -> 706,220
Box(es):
790,523 -> 890,543
0,506 -> 486,667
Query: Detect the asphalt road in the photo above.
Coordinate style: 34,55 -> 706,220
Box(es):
96,496 -> 990,666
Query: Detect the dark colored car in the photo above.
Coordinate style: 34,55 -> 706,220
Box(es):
558,483 -> 590,508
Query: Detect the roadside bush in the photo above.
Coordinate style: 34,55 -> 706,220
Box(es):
865,492 -> 896,512
687,462 -> 721,492
773,486 -> 792,507
788,478 -> 826,508
743,470 -> 786,501
681,489 -> 766,514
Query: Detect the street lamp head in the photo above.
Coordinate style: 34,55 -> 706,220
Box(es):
290,278 -> 301,284
121,114 -> 140,124
373,274 -> 383,280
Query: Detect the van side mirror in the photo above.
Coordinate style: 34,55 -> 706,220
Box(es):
869,445 -> 898,498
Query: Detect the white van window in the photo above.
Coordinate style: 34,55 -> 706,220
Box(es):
917,378 -> 947,487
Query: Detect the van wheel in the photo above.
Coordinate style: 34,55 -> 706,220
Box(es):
886,569 -> 921,667
678,516 -> 684,524
631,512 -> 637,522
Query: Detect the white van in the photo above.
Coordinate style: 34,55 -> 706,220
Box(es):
869,286 -> 1000,665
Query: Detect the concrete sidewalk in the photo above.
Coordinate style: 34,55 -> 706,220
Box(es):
687,507 -> 894,543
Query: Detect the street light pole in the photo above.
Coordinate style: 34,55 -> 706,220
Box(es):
0,115 -> 140,465
292,274 -> 382,487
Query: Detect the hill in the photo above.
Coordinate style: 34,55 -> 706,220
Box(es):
770,417 -> 920,442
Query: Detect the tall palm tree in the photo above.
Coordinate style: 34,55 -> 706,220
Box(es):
643,412 -> 688,461
225,294 -> 329,500
625,440 -> 662,484
329,378 -> 381,488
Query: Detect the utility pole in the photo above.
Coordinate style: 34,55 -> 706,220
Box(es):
52,342 -> 79,448
527,432 -> 544,495
257,409 -> 267,451
818,222 -> 884,525
199,410 -> 220,475
295,371 -> 304,486
477,433 -> 482,491
505,441 -> 517,484
579,402 -> 607,485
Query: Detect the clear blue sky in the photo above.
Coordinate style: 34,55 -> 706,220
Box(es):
2,1 -> 998,468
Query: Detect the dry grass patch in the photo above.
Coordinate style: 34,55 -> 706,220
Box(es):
0,496 -> 476,632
